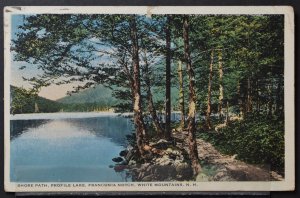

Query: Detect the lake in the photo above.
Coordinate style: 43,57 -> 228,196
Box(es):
10,112 -> 134,182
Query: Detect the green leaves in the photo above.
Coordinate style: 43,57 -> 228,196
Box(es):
199,114 -> 284,174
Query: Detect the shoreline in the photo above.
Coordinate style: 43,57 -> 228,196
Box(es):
10,112 -> 134,120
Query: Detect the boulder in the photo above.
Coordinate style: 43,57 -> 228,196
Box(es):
119,150 -> 128,157
155,155 -> 173,166
112,157 -> 124,163
128,160 -> 137,166
151,139 -> 171,150
174,161 -> 193,179
114,165 -> 127,172
153,165 -> 177,181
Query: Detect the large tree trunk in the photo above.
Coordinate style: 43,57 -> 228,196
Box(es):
177,60 -> 185,129
237,81 -> 244,118
255,79 -> 260,113
142,50 -> 164,136
205,49 -> 214,130
225,101 -> 229,124
218,50 -> 224,119
267,84 -> 273,117
129,16 -> 146,157
183,16 -> 202,176
165,15 -> 171,140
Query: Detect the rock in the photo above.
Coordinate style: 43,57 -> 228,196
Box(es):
213,171 -> 226,180
153,165 -> 177,181
196,173 -> 210,182
155,155 -> 173,166
140,163 -> 151,171
128,160 -> 137,166
112,157 -> 124,163
119,150 -> 128,157
119,159 -> 128,165
157,139 -> 168,144
127,145 -> 133,150
141,174 -> 155,182
144,145 -> 152,151
166,148 -> 173,153
125,149 -> 135,161
114,165 -> 126,172
151,148 -> 165,155
152,139 -> 171,150
175,161 -> 193,179
270,171 -> 284,181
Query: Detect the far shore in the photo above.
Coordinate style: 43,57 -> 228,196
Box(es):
10,112 -> 134,120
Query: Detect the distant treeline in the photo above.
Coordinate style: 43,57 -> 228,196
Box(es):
10,86 -> 112,114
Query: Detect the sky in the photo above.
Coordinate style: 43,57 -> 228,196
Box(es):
10,15 -> 81,101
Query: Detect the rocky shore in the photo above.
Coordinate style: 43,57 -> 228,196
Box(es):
110,130 -> 284,182
111,138 -> 194,181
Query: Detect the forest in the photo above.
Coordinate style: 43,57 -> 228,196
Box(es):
12,14 -> 284,180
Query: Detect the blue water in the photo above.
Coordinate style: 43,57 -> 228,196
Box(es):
10,114 -> 134,182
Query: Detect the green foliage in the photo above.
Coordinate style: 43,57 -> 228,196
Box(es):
10,86 -> 60,114
59,102 -> 111,112
198,114 -> 284,174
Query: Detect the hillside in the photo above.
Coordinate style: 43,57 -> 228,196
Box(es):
57,84 -> 118,106
58,84 -> 180,111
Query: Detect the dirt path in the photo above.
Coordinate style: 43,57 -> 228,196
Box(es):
172,130 -> 284,181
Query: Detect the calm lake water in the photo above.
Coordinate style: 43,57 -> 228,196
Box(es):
10,113 -> 134,182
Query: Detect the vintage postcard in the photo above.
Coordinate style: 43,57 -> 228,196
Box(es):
4,6 -> 294,192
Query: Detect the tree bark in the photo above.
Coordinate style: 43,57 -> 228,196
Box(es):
142,50 -> 164,136
205,49 -> 214,130
246,77 -> 252,113
267,84 -> 273,117
183,16 -> 202,176
129,16 -> 146,157
225,101 -> 229,124
177,60 -> 185,129
237,81 -> 244,118
165,15 -> 171,140
218,50 -> 224,119
255,79 -> 260,113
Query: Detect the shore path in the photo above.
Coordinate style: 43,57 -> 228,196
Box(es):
172,130 -> 283,181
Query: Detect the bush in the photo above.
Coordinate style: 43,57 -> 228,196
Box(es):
198,114 -> 284,174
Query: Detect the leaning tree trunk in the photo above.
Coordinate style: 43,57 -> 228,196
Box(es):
130,16 -> 146,157
165,15 -> 172,140
218,50 -> 224,120
183,16 -> 202,176
205,49 -> 214,130
178,60 -> 185,129
142,50 -> 164,136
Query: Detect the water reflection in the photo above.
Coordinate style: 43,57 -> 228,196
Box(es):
10,115 -> 133,182
67,117 -> 134,146
10,119 -> 49,140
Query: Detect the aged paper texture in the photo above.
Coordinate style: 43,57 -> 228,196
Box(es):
4,6 -> 294,192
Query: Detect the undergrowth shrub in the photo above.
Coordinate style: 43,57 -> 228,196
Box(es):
198,114 -> 284,174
